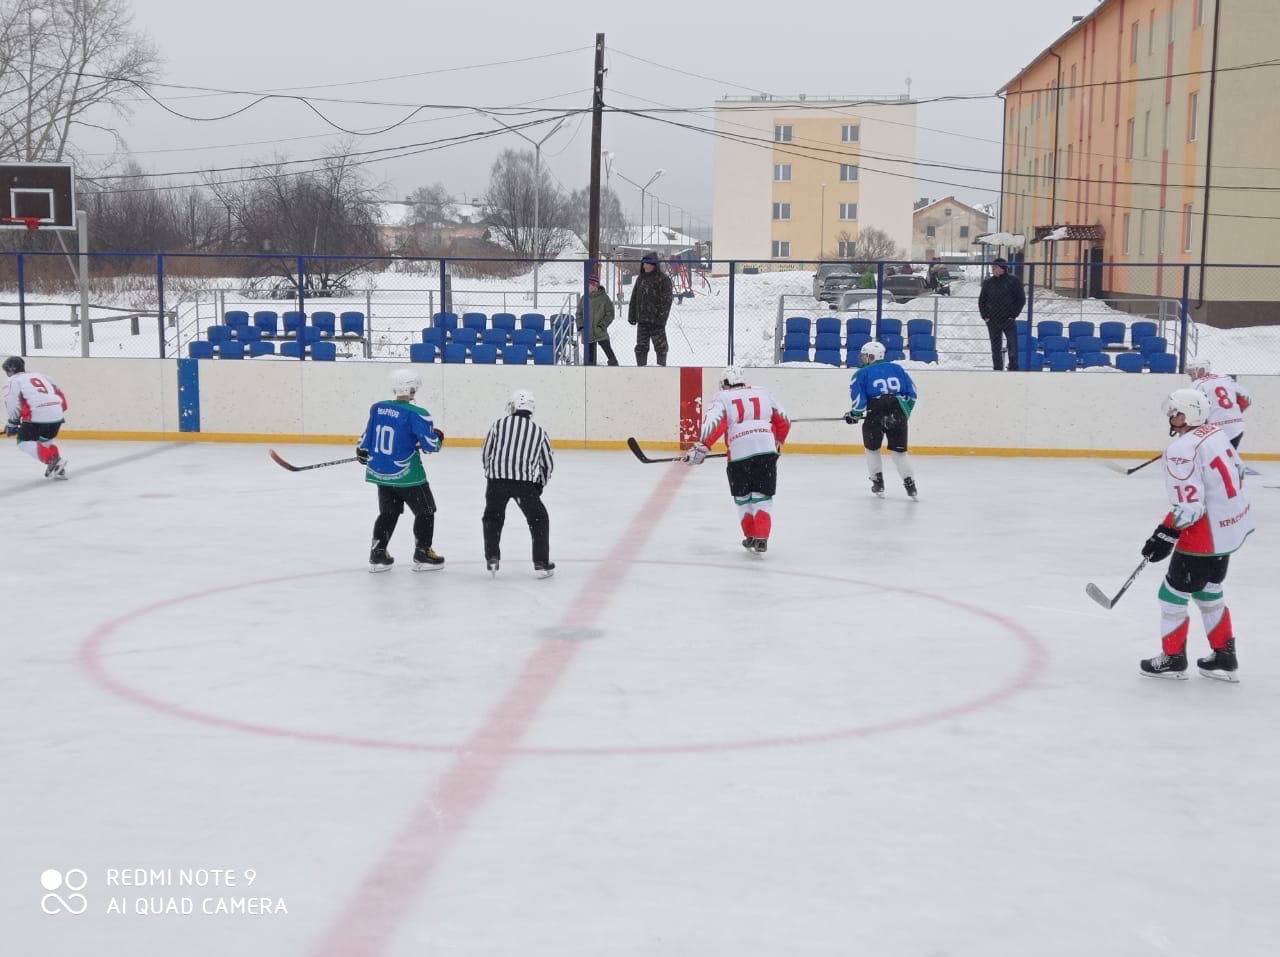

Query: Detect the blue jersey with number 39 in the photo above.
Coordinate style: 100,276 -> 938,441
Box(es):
359,399 -> 441,487
849,360 -> 918,414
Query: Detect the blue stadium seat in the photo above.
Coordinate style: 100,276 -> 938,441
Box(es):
340,311 -> 365,336
471,343 -> 498,364
1147,352 -> 1178,373
845,317 -> 872,338
1130,321 -> 1158,348
815,317 -> 841,337
1047,352 -> 1077,371
279,341 -> 304,358
311,311 -> 336,337
784,317 -> 811,336
1139,336 -> 1168,356
481,328 -> 509,346
433,311 -> 459,332
491,313 -> 517,334
1098,321 -> 1126,348
451,327 -> 479,347
233,324 -> 261,342
1037,320 -> 1063,339
878,317 -> 903,337
442,343 -> 469,363
1023,351 -> 1046,371
814,349 -> 842,366
1067,321 -> 1095,344
253,311 -> 279,336
409,342 -> 438,363
519,313 -> 547,332
885,349 -> 906,363
282,311 -> 305,336
784,330 -> 810,351
462,312 -> 488,333
206,325 -> 232,344
815,332 -> 841,352
845,334 -> 871,363
1072,335 -> 1104,355
1040,334 -> 1071,354
909,333 -> 936,356
782,348 -> 810,363
1015,319 -> 1030,339
906,318 -> 933,339
502,344 -> 530,365
224,310 -> 250,328
536,329 -> 555,347
248,341 -> 275,357
310,341 -> 337,361
511,328 -> 538,347
532,344 -> 555,365
188,341 -> 214,359
299,326 -> 323,345
1079,351 -> 1110,368
878,332 -> 904,352
1115,352 -> 1145,373
421,328 -> 445,346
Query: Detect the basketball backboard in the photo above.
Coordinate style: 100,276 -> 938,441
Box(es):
0,162 -> 76,231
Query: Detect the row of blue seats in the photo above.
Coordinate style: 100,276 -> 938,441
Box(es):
785,316 -> 932,340
1024,350 -> 1177,373
188,340 -> 340,360
1019,318 -> 1159,351
432,312 -> 570,335
409,343 -> 557,365
224,310 -> 365,338
420,326 -> 557,349
783,332 -> 938,366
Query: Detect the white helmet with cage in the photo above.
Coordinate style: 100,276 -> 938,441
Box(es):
389,369 -> 421,396
859,340 -> 886,366
1162,388 -> 1210,428
1186,357 -> 1212,380
720,365 -> 747,388
507,389 -> 536,414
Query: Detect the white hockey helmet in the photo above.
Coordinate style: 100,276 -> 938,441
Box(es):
1162,388 -> 1210,428
720,365 -> 747,388
859,340 -> 886,366
1186,357 -> 1212,380
507,388 -> 536,414
389,368 -> 421,396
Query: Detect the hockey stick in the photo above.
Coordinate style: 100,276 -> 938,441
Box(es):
626,437 -> 727,464
1124,454 -> 1161,475
789,417 -> 848,423
269,449 -> 359,472
1085,559 -> 1148,610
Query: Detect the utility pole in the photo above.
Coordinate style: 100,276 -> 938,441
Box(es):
588,33 -> 605,267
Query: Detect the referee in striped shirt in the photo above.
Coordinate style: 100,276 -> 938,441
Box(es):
482,388 -> 556,578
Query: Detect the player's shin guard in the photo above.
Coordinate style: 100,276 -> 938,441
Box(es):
889,450 -> 914,481
752,498 -> 772,542
16,440 -> 42,461
1158,581 -> 1192,655
864,448 -> 883,479
736,497 -> 756,541
1193,584 -> 1234,650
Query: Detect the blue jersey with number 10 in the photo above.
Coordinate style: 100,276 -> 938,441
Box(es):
360,399 -> 441,487
849,360 -> 918,414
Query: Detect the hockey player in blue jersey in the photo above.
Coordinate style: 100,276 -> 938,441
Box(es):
844,340 -> 920,499
357,369 -> 446,572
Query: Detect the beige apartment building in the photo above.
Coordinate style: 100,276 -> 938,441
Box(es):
1001,0 -> 1280,326
911,197 -> 991,262
712,96 -> 916,264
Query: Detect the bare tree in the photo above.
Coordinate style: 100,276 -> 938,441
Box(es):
836,226 -> 906,262
565,185 -> 626,252
0,0 -> 161,162
483,148 -> 571,260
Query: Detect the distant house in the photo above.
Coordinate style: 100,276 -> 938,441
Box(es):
911,197 -> 991,262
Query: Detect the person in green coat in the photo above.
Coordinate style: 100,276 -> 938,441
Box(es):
575,272 -> 620,366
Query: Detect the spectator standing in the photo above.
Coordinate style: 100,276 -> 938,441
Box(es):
977,257 -> 1026,370
3,355 -> 68,479
481,389 -> 556,578
627,252 -> 674,366
576,272 -> 619,366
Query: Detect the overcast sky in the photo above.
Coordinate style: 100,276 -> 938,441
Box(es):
94,0 -> 1087,227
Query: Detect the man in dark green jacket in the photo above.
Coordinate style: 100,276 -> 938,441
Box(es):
627,253 -> 674,366
575,273 -> 619,366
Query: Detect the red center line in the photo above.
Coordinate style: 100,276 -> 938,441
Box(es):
308,462 -> 690,957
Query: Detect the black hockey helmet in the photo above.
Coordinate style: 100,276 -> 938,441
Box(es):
2,356 -> 24,375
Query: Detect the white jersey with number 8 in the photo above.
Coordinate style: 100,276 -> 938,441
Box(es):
1163,423 -> 1252,556
1193,373 -> 1249,442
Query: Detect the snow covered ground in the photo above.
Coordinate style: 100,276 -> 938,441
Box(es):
4,441 -> 1280,956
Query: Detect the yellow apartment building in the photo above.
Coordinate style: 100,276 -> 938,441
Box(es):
1001,0 -> 1280,326
711,96 -> 916,264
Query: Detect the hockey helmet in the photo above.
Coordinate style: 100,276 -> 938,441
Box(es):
2,355 -> 25,376
1186,357 -> 1212,380
720,365 -> 747,388
859,340 -> 886,366
508,389 -> 536,414
389,369 -> 421,396
1162,388 -> 1210,428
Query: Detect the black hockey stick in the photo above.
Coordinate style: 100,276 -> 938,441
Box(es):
789,417 -> 847,423
1125,454 -> 1162,475
269,449 -> 359,472
1085,559 -> 1148,610
626,437 -> 726,464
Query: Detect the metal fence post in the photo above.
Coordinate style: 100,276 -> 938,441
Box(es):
582,259 -> 594,366
365,289 -> 373,359
1024,263 -> 1036,371
727,261 -> 737,364
296,256 -> 307,359
157,254 -> 167,359
438,258 -> 448,318
874,261 -> 885,338
1179,264 -> 1192,373
16,254 -> 26,356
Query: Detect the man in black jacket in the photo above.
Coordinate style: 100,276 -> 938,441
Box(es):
978,258 -> 1026,371
627,252 -> 674,366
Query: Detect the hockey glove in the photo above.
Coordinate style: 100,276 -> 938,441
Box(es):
4,417 -> 18,437
1238,395 -> 1250,412
433,428 -> 445,447
355,446 -> 370,466
843,410 -> 863,425
1141,524 -> 1180,562
684,442 -> 709,466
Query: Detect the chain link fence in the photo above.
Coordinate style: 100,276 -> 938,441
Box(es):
2,252 -> 1280,373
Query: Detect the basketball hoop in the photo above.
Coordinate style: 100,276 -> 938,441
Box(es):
1,216 -> 42,231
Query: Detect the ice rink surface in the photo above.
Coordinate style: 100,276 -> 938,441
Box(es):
4,439 -> 1279,957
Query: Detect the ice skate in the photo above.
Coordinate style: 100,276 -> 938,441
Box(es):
903,477 -> 918,499
486,557 -> 500,577
412,547 -> 445,571
742,537 -> 757,552
1197,639 -> 1239,682
1139,651 -> 1188,679
534,561 -> 555,579
870,472 -> 885,497
44,454 -> 65,479
369,546 -> 394,573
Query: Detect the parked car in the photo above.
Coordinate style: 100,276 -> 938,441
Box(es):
817,270 -> 862,305
883,274 -> 933,303
811,262 -> 858,301
837,289 -> 881,311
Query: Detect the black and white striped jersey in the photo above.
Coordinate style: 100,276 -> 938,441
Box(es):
482,413 -> 554,485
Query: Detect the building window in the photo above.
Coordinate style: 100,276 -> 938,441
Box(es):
773,163 -> 791,182
959,226 -> 970,238
944,206 -> 952,216
926,225 -> 936,238
1188,92 -> 1199,141
1067,144 -> 1074,178
1194,0 -> 1204,26
1123,213 -> 1131,254
774,124 -> 792,143
1148,11 -> 1155,54
1182,204 -> 1194,251
837,239 -> 856,258
1100,82 -> 1107,120
1143,110 -> 1151,157
839,164 -> 859,182
772,202 -> 791,221
1126,118 -> 1135,158
841,124 -> 860,143
839,202 -> 857,220
1130,22 -> 1139,63
1138,210 -> 1147,255
771,240 -> 790,258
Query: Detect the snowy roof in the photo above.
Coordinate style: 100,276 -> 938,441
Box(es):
1032,224 -> 1106,243
616,224 -> 698,248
